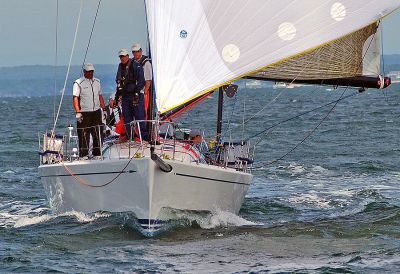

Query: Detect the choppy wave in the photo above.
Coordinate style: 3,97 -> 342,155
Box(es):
182,210 -> 259,229
1,92 -> 400,272
0,198 -> 112,230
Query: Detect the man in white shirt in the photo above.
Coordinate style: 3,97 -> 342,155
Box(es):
73,63 -> 107,159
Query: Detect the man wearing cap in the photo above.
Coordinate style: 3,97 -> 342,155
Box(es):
115,48 -> 146,140
73,63 -> 107,159
189,129 -> 203,144
132,43 -> 152,120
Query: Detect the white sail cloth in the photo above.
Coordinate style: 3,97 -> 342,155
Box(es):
145,0 -> 400,114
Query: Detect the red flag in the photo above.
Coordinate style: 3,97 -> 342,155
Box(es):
115,116 -> 126,135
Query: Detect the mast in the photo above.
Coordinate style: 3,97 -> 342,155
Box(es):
216,86 -> 224,144
144,0 -> 155,143
148,68 -> 155,142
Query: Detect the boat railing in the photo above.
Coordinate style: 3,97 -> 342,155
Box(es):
38,131 -> 66,165
39,120 -> 254,172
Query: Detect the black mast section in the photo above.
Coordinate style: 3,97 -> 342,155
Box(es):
216,87 -> 224,144
144,1 -> 155,143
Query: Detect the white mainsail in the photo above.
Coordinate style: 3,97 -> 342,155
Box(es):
145,0 -> 400,114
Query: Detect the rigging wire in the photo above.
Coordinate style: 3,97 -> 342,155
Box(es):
52,0 -> 84,135
252,88 -> 351,169
247,92 -> 357,142
380,20 -> 386,76
228,83 -> 325,139
53,0 -> 59,124
81,0 -> 102,70
252,86 -> 325,147
251,21 -> 381,168
226,90 -> 238,134
225,50 -> 322,137
242,98 -> 245,141
379,20 -> 390,103
219,88 -> 239,143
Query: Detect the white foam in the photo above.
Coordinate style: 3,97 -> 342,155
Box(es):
288,163 -> 305,175
372,184 -> 396,190
14,214 -> 54,228
179,210 -> 260,229
288,193 -> 332,209
329,189 -> 357,197
311,165 -> 328,173
11,210 -> 110,228
0,198 -> 110,229
349,256 -> 400,268
0,200 -> 51,228
60,210 -> 111,222
160,208 -> 260,229
198,210 -> 257,229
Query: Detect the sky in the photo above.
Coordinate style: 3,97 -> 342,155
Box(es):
0,0 -> 400,67
0,0 -> 147,67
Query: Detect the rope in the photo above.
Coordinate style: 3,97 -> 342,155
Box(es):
380,20 -> 385,76
220,89 -> 238,143
239,90 -> 283,130
226,47 -> 322,138
252,88 -> 348,168
251,21 -> 381,168
379,20 -> 390,103
246,92 -> 357,141
82,0 -> 102,69
62,145 -> 142,188
53,0 -> 59,124
52,0 -> 84,135
251,86 -> 325,147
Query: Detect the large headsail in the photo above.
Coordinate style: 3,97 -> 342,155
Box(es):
145,0 -> 400,114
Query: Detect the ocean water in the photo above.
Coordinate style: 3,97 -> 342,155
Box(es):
1,85 -> 400,273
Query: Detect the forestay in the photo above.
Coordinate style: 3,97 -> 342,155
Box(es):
145,0 -> 400,114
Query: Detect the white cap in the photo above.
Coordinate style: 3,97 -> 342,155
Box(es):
131,43 -> 141,52
118,48 -> 129,56
83,63 -> 95,71
189,129 -> 201,137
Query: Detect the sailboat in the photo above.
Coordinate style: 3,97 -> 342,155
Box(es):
39,1 -> 400,235
388,71 -> 400,83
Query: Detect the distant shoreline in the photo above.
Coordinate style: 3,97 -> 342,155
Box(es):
1,60 -> 400,97
1,54 -> 400,68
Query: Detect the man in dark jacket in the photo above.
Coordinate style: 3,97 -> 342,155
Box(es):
115,48 -> 145,140
132,43 -> 152,119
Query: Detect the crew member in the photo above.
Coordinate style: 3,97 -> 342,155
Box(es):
73,63 -> 107,159
189,129 -> 203,144
115,48 -> 145,140
131,43 -> 152,119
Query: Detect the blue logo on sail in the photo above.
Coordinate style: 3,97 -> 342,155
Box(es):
180,30 -> 188,38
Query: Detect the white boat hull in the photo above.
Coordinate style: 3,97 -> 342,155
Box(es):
39,156 -> 252,232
